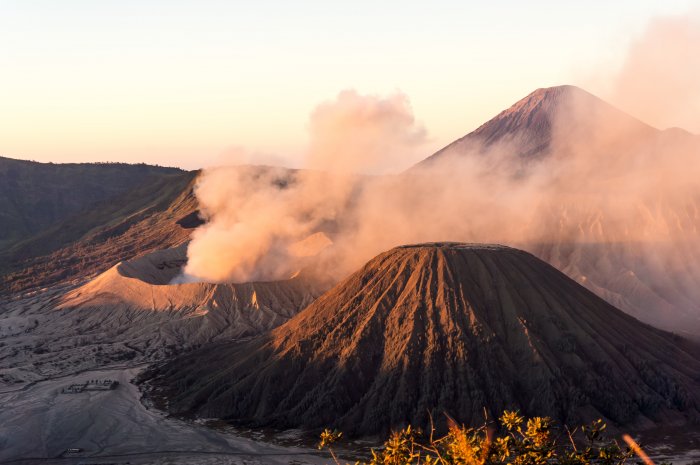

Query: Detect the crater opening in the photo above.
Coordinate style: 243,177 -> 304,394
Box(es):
116,244 -> 189,285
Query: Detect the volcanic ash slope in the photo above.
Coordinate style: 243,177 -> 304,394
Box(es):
143,243 -> 700,436
44,244 -> 328,359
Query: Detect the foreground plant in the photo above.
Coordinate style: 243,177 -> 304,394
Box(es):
318,410 -> 648,465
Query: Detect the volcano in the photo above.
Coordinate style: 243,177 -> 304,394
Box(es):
54,244 -> 329,354
0,244 -> 330,383
419,85 -> 658,167
143,243 -> 700,436
410,86 -> 700,337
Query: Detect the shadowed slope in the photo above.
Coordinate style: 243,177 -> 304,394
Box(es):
0,156 -> 182,251
1,171 -> 198,295
144,243 -> 700,436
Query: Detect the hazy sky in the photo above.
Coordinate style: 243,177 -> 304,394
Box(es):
0,0 -> 697,169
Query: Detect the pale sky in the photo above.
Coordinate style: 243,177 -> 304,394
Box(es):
0,0 -> 697,169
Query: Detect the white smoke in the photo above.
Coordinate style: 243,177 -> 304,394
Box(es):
177,11 -> 700,307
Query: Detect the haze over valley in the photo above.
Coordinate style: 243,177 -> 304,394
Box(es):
1,3 -> 700,464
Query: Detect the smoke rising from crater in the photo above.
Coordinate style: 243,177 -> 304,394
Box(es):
178,12 -> 700,335
306,89 -> 428,174
179,90 -> 427,283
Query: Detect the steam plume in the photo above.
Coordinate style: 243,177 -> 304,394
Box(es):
307,89 -> 427,174
179,90 -> 426,283
178,13 -> 700,336
611,12 -> 700,133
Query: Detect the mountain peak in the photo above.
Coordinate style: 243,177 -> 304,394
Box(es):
527,84 -> 589,97
511,84 -> 590,106
419,85 -> 656,166
396,241 -> 512,251
499,85 -> 595,121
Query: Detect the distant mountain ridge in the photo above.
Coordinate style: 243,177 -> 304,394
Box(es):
0,156 -> 197,295
0,169 -> 198,295
0,156 -> 182,252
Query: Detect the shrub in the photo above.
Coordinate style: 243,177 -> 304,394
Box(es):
318,410 -> 657,465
